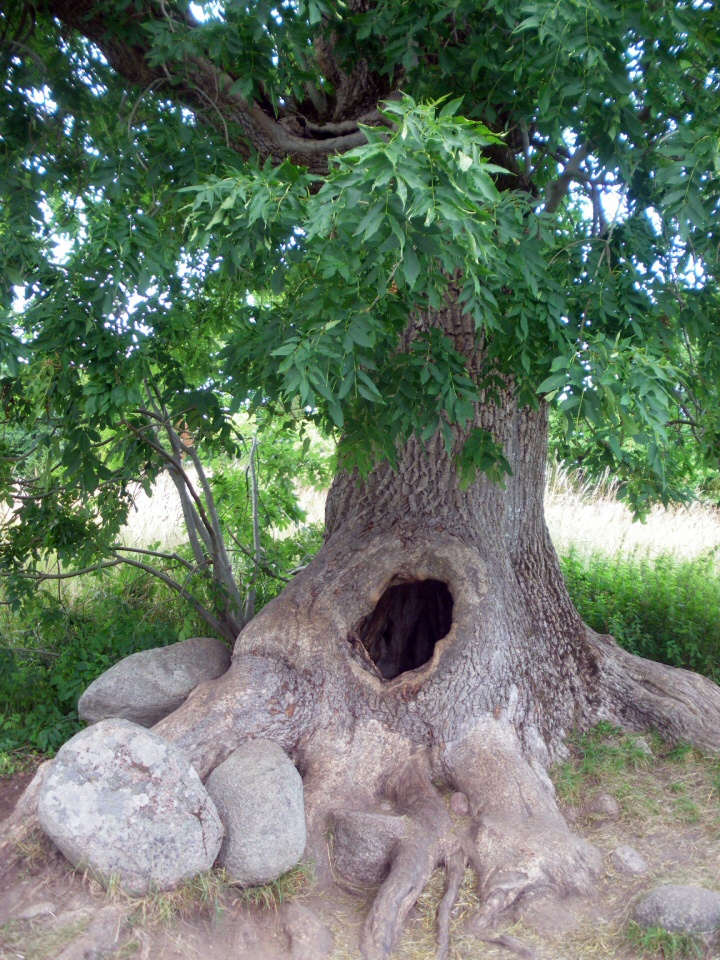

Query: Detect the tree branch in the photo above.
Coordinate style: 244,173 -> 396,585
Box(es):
108,551 -> 236,644
44,0 -> 371,173
544,143 -> 592,214
244,434 -> 262,621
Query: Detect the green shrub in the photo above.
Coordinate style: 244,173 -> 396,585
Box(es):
561,548 -> 720,682
0,569 -> 203,756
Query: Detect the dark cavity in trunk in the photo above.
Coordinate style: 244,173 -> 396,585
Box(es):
356,579 -> 454,680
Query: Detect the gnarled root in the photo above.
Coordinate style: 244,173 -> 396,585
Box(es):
441,722 -> 602,931
153,653 -> 315,778
360,752 -> 465,960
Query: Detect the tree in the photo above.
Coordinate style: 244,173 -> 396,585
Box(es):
2,1 -> 720,956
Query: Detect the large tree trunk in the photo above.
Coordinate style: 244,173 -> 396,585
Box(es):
6,291 -> 720,959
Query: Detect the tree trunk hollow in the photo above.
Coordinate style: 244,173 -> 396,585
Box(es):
355,579 -> 454,680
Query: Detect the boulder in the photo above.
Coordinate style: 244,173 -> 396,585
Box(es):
332,810 -> 407,885
611,845 -> 648,876
78,637 -> 231,727
37,719 -> 224,894
206,740 -> 306,886
634,885 -> 720,934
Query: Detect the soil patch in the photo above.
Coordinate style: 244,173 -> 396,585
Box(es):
0,766 -> 39,824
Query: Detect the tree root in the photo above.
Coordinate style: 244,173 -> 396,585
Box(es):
440,723 -> 602,932
589,629 -> 720,754
359,753 -> 464,960
325,723 -> 602,960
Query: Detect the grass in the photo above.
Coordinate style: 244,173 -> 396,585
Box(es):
0,915 -> 90,960
560,549 -> 720,683
115,870 -> 234,927
235,862 -> 315,911
625,921 -> 707,959
87,863 -> 315,928
553,724 -> 720,834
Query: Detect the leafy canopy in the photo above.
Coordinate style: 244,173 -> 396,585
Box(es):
0,0 -> 718,587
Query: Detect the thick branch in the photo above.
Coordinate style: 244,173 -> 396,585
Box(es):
44,0 -> 371,172
544,143 -> 592,214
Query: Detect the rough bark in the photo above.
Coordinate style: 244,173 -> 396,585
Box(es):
6,291 -> 720,959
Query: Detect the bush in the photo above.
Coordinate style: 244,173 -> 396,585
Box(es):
0,569 -> 203,755
561,548 -> 720,683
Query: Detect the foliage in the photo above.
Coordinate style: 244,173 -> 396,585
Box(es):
0,507 -> 324,758
560,548 -> 720,682
0,571 -> 192,755
0,0 -> 717,583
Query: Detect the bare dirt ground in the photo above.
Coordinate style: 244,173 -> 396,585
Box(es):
1,727 -> 719,960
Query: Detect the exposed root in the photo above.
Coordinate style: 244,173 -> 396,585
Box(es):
152,654 -> 313,778
436,848 -> 466,960
441,723 -> 602,931
359,753 -> 462,960
589,629 -> 720,754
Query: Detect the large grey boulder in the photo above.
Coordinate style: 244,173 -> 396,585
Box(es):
206,740 -> 306,886
37,719 -> 224,894
634,885 -> 720,934
78,637 -> 231,727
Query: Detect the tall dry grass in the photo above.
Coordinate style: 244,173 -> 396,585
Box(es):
121,463 -> 720,561
545,463 -> 720,560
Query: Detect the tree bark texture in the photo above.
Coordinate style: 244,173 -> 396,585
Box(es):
6,291 -> 720,959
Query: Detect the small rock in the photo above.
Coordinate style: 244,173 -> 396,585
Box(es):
584,792 -> 621,820
633,737 -> 654,758
332,810 -> 407,885
635,885 -> 720,934
611,845 -> 648,876
206,740 -> 306,886
78,637 -> 231,727
449,791 -> 470,816
38,719 -> 223,894
282,902 -> 334,960
16,901 -> 57,920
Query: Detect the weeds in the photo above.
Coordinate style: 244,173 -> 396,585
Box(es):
561,549 -> 720,683
626,920 -> 707,959
0,916 -> 90,960
236,863 -> 314,911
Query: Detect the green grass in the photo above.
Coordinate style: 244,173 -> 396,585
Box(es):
236,862 -> 314,910
561,548 -> 720,682
625,920 -> 707,959
554,722 -> 654,804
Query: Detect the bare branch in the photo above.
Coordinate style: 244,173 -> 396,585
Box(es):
108,552 -> 236,644
1,560 -> 123,580
113,545 -> 205,573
